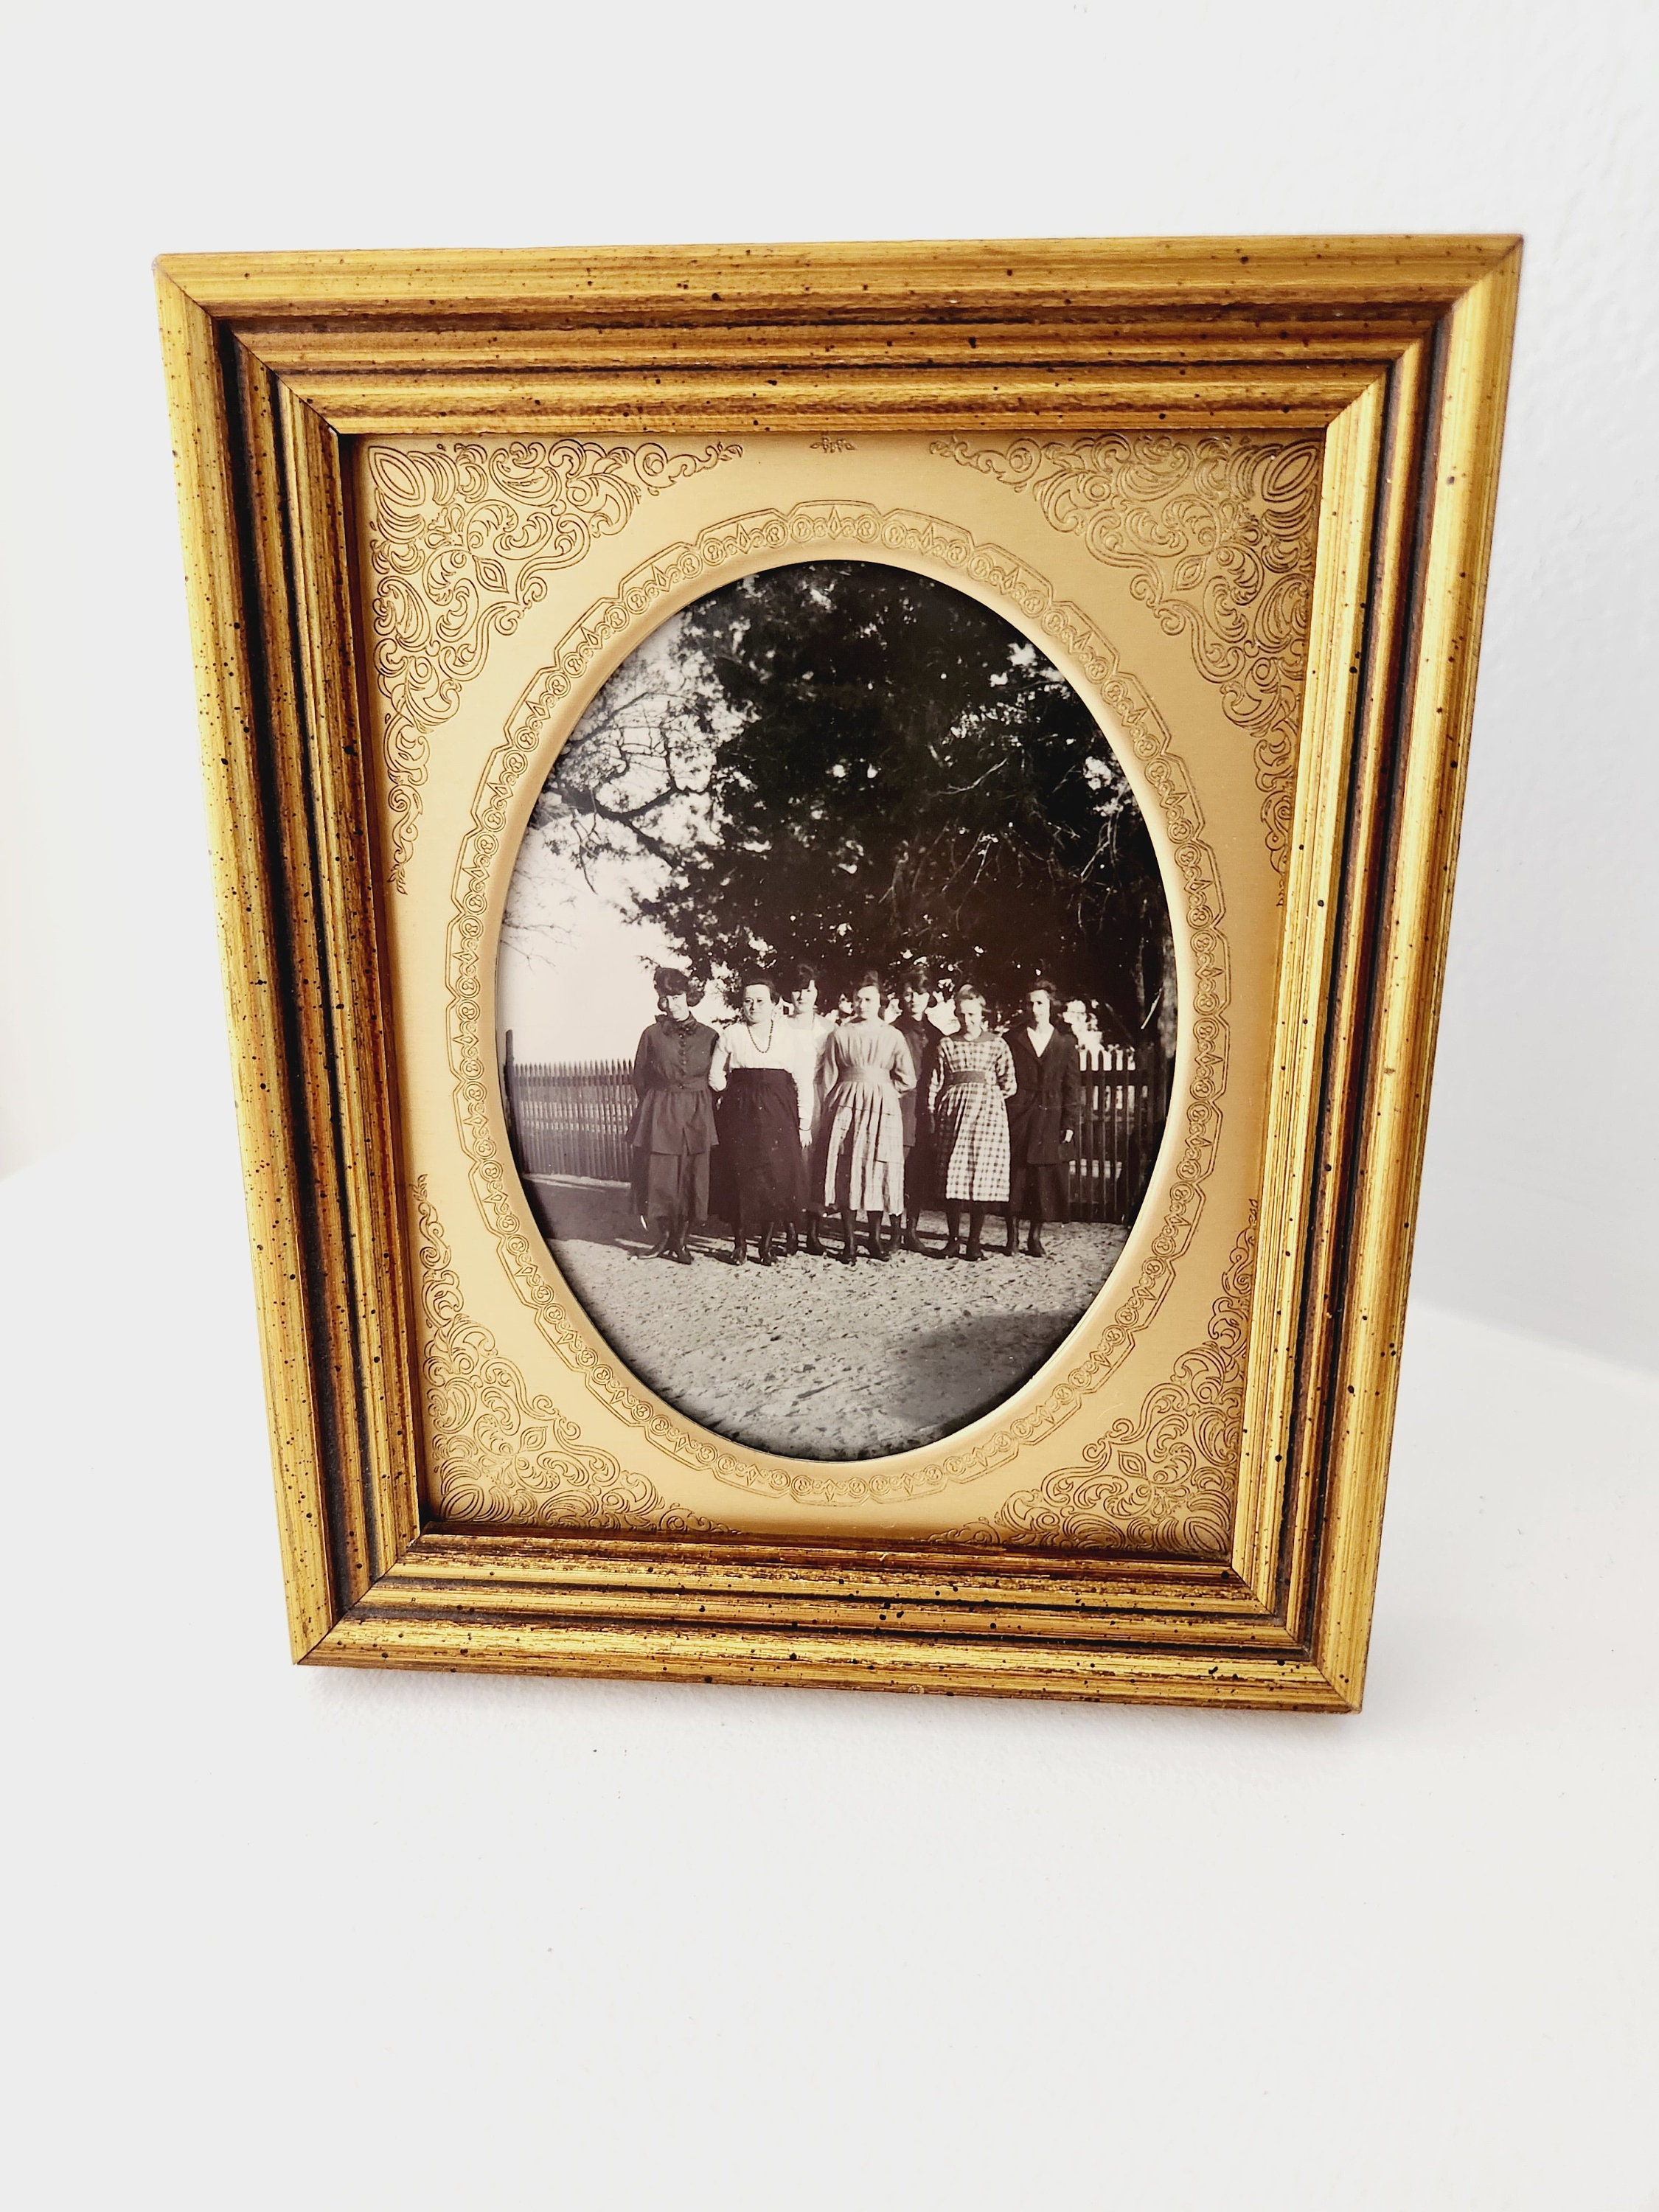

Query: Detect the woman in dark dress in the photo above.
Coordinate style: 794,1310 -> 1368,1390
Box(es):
889,965 -> 939,1252
626,967 -> 719,1265
1004,977 -> 1082,1258
709,975 -> 812,1267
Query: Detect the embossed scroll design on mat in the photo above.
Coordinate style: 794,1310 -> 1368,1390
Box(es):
933,434 -> 1321,874
415,1177 -> 715,1530
950,1215 -> 1257,1555
362,438 -> 742,890
439,500 -> 1236,1531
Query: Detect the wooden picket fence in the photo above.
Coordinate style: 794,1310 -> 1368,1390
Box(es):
501,1035 -> 1170,1225
502,1053 -> 635,1183
1066,1043 -> 1169,1225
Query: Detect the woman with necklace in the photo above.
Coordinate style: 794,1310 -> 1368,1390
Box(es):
814,971 -> 916,1265
709,975 -> 813,1266
928,983 -> 1017,1262
1004,977 -> 1081,1258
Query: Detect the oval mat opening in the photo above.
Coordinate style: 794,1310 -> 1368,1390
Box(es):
497,560 -> 1175,1461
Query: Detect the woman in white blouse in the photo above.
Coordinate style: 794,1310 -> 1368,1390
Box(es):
710,976 -> 814,1265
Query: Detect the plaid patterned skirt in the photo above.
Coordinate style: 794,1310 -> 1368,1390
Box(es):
933,1075 -> 1011,1203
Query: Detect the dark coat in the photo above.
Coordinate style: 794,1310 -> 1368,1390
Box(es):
1005,1026 -> 1082,1166
626,1016 -> 719,1155
890,1015 -> 938,1149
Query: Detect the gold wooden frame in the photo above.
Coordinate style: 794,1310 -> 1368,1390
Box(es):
157,237 -> 1519,1708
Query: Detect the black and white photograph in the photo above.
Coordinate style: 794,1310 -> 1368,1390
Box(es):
498,560 -> 1176,1458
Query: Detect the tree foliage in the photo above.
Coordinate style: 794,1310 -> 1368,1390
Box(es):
526,561 -> 1172,1038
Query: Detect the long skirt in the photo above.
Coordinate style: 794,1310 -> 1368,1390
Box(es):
1010,1160 -> 1069,1220
631,1147 -> 709,1225
903,1138 -> 933,1217
816,1076 -> 906,1214
933,1077 -> 1011,1203
715,1068 -> 807,1222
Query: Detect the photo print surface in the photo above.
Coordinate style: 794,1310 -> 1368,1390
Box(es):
498,560 -> 1175,1461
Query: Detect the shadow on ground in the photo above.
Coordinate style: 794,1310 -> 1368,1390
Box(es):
519,1173 -> 1127,1460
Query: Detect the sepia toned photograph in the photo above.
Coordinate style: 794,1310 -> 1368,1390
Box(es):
498,560 -> 1175,1460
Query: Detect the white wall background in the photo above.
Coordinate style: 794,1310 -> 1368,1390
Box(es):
4,4 -> 1655,2206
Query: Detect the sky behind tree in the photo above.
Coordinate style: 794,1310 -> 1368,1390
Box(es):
498,562 -> 1172,1062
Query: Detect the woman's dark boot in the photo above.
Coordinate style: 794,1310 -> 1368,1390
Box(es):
784,1220 -> 800,1258
943,1204 -> 963,1259
839,1210 -> 858,1265
757,1228 -> 775,1267
730,1231 -> 746,1265
867,1212 -> 890,1260
1026,1220 -> 1049,1259
669,1217 -> 695,1265
1004,1207 -> 1020,1256
902,1217 -> 923,1253
964,1204 -> 987,1262
806,1216 -> 825,1258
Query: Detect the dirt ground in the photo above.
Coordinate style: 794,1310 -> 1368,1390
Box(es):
525,1176 -> 1128,1461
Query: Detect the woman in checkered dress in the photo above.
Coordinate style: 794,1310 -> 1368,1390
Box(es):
928,984 -> 1017,1261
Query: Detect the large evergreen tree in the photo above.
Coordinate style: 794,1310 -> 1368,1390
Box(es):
524,561 -> 1172,1041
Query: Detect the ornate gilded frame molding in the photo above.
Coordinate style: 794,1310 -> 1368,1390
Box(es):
157,237 -> 1519,1708
445,501 -> 1234,1514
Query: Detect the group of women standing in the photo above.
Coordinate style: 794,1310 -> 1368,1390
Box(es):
626,963 -> 1083,1267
